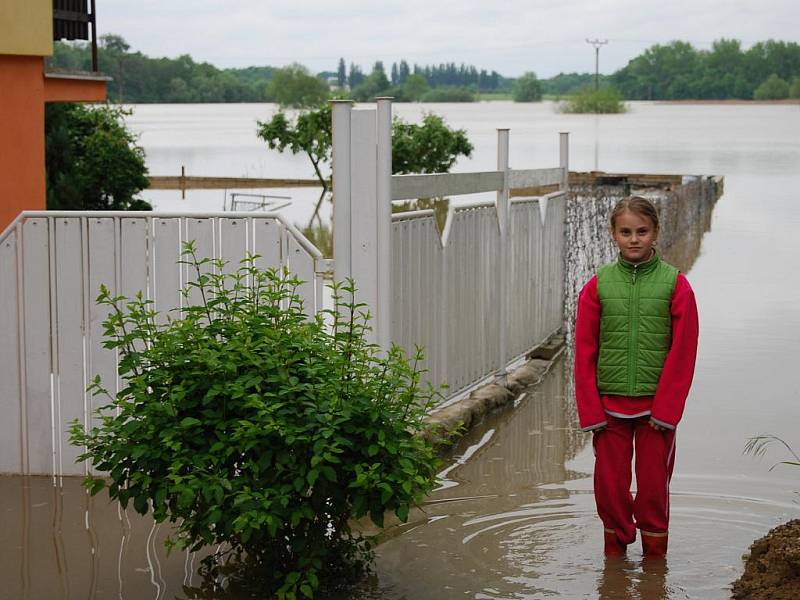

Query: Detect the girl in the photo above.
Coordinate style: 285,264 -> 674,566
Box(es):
574,196 -> 699,558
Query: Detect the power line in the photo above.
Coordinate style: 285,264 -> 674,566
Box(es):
586,39 -> 608,91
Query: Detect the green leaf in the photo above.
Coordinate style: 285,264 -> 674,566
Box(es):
86,477 -> 105,496
180,417 -> 202,427
396,504 -> 410,522
306,469 -> 319,487
133,494 -> 149,514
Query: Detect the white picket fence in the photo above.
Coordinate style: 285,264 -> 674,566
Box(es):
332,100 -> 568,398
0,213 -> 326,475
0,99 -> 569,475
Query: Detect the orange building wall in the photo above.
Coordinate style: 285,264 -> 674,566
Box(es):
0,55 -> 46,231
44,75 -> 107,103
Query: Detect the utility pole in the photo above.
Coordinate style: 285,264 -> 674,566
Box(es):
586,39 -> 608,91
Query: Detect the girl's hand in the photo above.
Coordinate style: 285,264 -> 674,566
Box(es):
648,418 -> 666,432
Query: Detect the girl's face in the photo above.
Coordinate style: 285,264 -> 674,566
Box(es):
611,210 -> 658,264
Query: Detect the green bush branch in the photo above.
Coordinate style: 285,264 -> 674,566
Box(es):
70,241 -> 442,598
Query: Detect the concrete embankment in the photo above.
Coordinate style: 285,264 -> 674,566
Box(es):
422,332 -> 565,450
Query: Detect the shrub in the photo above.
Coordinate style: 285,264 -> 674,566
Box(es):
391,113 -> 473,174
788,78 -> 800,99
267,63 -> 330,108
70,244 -> 442,599
753,74 -> 790,100
45,103 -> 151,210
560,87 -> 626,114
512,72 -> 543,102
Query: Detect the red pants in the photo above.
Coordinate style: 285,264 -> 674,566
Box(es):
593,415 -> 676,545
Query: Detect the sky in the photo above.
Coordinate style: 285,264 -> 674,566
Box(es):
98,0 -> 800,77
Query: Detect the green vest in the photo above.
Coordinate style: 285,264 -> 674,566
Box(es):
596,254 -> 678,396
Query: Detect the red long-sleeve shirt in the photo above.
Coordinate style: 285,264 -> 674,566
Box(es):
574,273 -> 699,432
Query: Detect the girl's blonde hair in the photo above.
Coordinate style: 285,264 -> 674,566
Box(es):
609,196 -> 659,230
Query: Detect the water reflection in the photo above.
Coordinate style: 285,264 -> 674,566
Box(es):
597,557 -> 669,600
362,359 -> 606,599
299,195 -> 452,260
0,475 -> 209,600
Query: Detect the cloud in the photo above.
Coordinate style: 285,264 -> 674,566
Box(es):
97,0 -> 800,76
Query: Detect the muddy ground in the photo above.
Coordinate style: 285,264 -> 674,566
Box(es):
732,519 -> 800,599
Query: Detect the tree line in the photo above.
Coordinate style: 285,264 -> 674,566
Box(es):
48,36 -> 800,105
612,39 -> 800,100
335,59 -> 507,91
49,35 -> 275,103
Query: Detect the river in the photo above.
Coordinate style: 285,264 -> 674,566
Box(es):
2,101 -> 799,598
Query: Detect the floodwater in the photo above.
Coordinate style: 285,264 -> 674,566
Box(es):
3,102 -> 800,598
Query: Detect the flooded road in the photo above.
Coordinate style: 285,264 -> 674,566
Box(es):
2,103 -> 799,598
365,357 -> 797,599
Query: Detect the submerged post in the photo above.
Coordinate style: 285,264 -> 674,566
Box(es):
560,132 -> 569,191
376,98 -> 393,351
497,128 -> 510,371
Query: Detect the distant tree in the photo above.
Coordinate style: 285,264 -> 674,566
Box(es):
398,60 -> 410,84
337,57 -> 347,88
390,62 -> 399,85
790,78 -> 800,99
350,63 -> 392,101
753,73 -> 790,99
45,103 -> 150,210
402,73 -> 429,101
512,72 -> 543,102
391,113 -> 473,174
100,34 -> 131,102
257,105 -> 473,193
266,63 -> 329,108
257,104 -> 333,193
560,87 -> 625,114
348,63 -> 365,88
100,33 -> 130,54
371,61 -> 390,88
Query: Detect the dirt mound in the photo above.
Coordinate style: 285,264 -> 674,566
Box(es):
732,519 -> 800,599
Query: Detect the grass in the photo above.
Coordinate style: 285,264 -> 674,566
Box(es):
477,92 -> 513,101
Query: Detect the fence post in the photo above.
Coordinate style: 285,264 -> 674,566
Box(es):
560,132 -> 569,191
349,108 -> 379,345
376,98 -> 393,351
332,100 -> 354,283
497,128 -> 510,372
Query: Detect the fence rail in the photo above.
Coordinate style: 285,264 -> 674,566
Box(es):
390,192 -> 566,396
333,100 -> 569,401
0,212 -> 325,476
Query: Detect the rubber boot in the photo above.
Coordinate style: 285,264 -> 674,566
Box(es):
641,531 -> 668,558
604,528 -> 627,556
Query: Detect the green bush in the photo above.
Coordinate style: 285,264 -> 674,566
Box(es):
753,74 -> 790,100
512,72 -> 543,102
560,87 -> 626,114
45,103 -> 151,210
791,78 -> 800,99
391,113 -> 473,174
70,244 -> 441,599
267,63 -> 330,108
